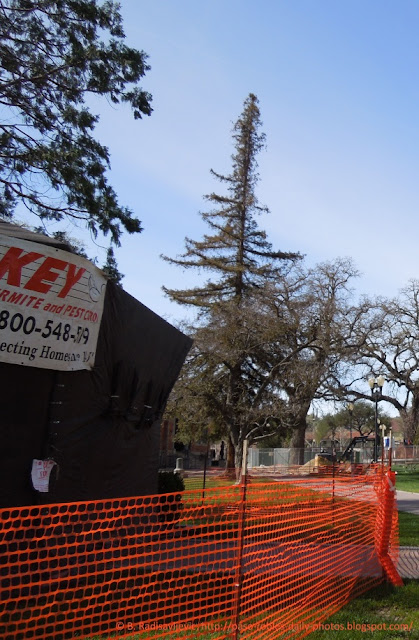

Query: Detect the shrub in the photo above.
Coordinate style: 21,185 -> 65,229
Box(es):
158,471 -> 185,494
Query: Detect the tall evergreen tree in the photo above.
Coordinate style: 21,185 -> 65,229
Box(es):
162,94 -> 300,473
162,94 -> 299,309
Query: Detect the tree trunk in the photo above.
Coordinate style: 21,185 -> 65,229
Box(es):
289,419 -> 307,466
224,434 -> 237,478
234,438 -> 244,479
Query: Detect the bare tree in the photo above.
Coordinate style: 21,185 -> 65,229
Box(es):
167,258 -> 359,470
334,280 -> 419,443
271,258 -> 359,463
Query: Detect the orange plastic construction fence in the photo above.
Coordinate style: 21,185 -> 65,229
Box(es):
0,466 -> 401,640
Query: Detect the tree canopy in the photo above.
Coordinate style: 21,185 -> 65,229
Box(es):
0,0 -> 152,244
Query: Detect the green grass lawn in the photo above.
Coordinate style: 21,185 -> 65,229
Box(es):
88,582 -> 419,640
394,466 -> 419,493
308,580 -> 419,640
183,476 -> 236,491
398,511 -> 419,546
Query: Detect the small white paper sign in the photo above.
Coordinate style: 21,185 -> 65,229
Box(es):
31,459 -> 57,492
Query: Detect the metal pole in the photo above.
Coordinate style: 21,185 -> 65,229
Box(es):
233,439 -> 248,640
374,391 -> 378,462
370,376 -> 385,463
348,404 -> 354,467
388,427 -> 393,470
202,437 -> 209,503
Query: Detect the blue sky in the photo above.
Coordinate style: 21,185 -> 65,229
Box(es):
22,1 -> 419,325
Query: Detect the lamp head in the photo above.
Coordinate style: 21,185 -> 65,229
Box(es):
368,378 -> 375,389
377,375 -> 385,388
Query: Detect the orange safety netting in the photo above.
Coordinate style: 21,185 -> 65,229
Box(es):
0,465 -> 401,640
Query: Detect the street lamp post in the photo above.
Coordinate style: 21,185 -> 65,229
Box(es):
348,402 -> 354,465
368,375 -> 385,463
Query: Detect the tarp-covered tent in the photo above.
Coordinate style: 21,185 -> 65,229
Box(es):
0,223 -> 192,507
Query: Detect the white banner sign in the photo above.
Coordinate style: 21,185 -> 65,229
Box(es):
0,235 -> 107,371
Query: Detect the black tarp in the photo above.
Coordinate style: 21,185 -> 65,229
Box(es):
0,227 -> 192,507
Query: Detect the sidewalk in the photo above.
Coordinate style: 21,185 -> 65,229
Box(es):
396,489 -> 419,515
398,547 -> 419,579
396,489 -> 419,578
